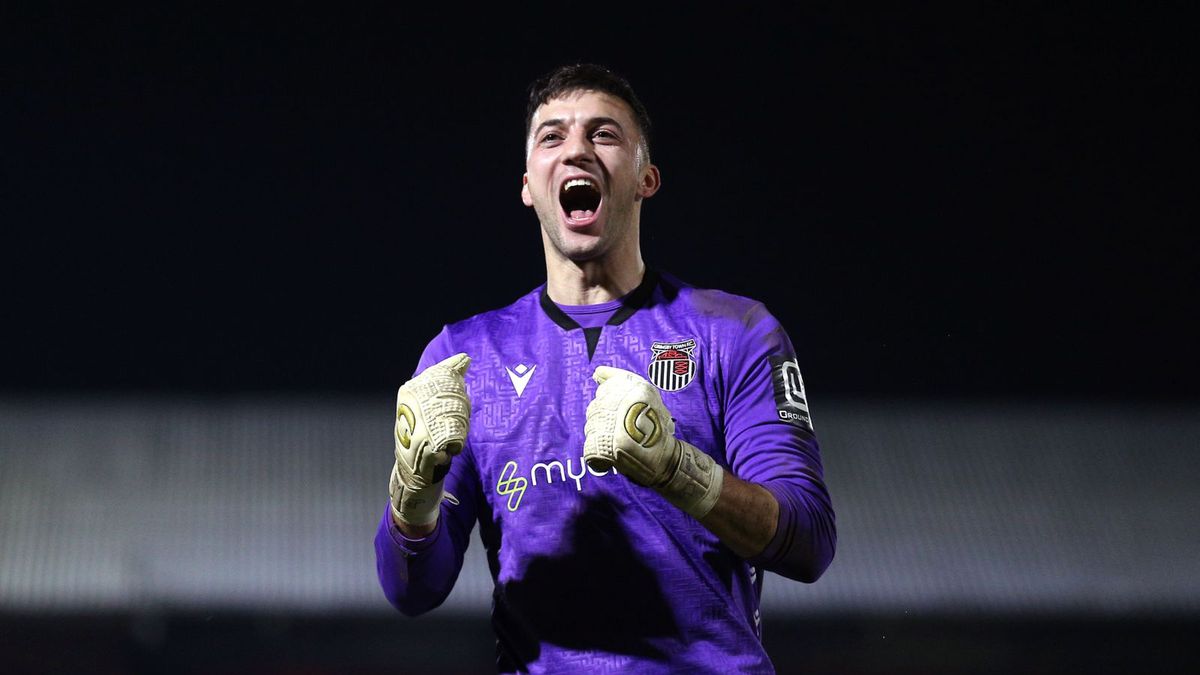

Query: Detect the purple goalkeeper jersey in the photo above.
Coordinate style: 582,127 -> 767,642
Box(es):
375,269 -> 836,674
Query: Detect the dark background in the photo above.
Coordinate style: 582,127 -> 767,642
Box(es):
2,5 -> 1198,675
4,4 -> 1194,399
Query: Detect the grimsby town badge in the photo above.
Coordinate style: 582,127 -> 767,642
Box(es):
648,339 -> 698,391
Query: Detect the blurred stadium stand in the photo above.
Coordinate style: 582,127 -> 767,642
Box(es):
2,398 -> 1197,673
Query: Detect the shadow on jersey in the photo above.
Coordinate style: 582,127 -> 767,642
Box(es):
492,494 -> 678,668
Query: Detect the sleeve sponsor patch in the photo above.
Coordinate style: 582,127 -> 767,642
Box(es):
769,355 -> 814,431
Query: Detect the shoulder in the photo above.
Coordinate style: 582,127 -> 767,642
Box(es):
415,286 -> 542,372
654,270 -> 798,368
439,286 -> 543,344
657,270 -> 778,333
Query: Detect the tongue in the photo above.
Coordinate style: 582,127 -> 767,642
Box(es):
570,209 -> 594,220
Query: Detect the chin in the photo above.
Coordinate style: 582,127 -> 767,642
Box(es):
560,243 -> 606,263
552,223 -> 601,252
539,208 -> 625,263
553,233 -> 610,263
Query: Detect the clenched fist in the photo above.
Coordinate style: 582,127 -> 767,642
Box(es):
583,366 -> 724,519
390,353 -> 471,526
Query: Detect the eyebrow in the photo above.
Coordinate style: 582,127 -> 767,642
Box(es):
533,116 -> 627,137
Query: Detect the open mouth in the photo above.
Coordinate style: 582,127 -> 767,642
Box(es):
559,177 -> 602,226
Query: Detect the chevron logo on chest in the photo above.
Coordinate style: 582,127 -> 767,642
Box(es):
505,363 -> 537,397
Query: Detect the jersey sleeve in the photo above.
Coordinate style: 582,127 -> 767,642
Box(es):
374,326 -> 483,615
722,303 -> 836,582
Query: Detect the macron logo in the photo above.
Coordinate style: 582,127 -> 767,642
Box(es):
505,363 -> 536,397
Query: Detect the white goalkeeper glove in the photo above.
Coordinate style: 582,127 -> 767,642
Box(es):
583,366 -> 724,519
390,353 -> 472,527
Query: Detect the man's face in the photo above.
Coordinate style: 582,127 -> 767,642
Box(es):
522,90 -> 660,263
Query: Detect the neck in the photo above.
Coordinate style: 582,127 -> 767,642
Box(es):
544,237 -> 645,306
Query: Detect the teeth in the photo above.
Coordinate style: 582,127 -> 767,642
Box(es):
562,178 -> 595,192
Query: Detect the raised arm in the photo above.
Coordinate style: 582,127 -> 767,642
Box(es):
718,304 -> 836,582
581,305 -> 836,582
374,332 -> 483,615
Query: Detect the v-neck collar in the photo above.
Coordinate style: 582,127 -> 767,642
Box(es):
538,268 -> 660,360
538,267 -> 659,332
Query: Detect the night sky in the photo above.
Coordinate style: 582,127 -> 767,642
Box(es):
3,5 -> 1195,398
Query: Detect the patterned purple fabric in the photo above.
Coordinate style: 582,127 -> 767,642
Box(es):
375,270 -> 835,674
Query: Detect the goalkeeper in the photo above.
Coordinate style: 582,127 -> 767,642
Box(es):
375,63 -> 836,674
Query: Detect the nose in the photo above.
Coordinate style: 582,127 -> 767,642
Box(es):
561,129 -> 594,166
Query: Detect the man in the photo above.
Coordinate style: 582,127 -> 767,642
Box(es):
375,64 -> 836,673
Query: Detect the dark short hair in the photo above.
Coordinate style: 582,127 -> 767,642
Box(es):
525,63 -> 652,158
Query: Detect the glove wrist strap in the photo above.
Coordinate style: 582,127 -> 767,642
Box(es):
656,440 -> 724,520
390,464 -> 444,526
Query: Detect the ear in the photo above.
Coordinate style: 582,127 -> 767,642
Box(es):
521,173 -> 533,207
636,164 -> 661,200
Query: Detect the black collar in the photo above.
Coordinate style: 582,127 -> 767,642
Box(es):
538,267 -> 660,331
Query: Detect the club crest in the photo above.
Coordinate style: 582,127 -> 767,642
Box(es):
648,339 -> 698,391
